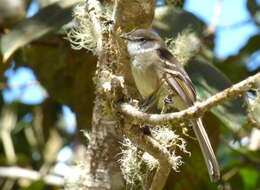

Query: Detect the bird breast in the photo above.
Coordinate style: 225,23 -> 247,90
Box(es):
130,51 -> 160,98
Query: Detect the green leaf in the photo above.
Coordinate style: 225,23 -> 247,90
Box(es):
239,167 -> 259,190
236,147 -> 260,163
185,59 -> 247,131
240,34 -> 260,54
0,0 -> 81,62
19,180 -> 44,190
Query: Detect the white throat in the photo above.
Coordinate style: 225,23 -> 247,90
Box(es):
127,42 -> 160,56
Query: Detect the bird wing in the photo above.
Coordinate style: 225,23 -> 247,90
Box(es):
157,48 -> 196,106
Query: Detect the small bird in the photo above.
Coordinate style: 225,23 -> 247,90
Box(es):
120,29 -> 220,181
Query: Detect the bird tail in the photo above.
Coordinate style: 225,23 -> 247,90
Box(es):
191,118 -> 220,181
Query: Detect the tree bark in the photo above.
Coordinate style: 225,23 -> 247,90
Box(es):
79,1 -> 156,189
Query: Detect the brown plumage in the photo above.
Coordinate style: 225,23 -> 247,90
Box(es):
121,29 -> 220,181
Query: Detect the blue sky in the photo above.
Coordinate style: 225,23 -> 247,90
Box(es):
185,0 -> 259,58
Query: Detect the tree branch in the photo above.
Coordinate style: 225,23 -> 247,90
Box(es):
0,166 -> 64,186
78,0 -> 158,189
120,72 -> 260,126
205,0 -> 223,35
87,0 -> 103,52
149,164 -> 171,190
122,123 -> 174,190
123,124 -> 178,169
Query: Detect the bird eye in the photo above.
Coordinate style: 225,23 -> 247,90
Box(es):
139,37 -> 146,42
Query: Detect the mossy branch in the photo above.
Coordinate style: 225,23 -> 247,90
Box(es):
120,72 -> 260,125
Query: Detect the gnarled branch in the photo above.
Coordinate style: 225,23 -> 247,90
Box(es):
120,72 -> 260,126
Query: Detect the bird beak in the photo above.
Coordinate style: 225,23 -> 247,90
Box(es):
120,33 -> 132,41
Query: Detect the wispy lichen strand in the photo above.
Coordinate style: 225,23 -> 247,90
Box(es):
166,30 -> 200,65
66,2 -> 97,52
119,126 -> 189,188
66,1 -> 113,53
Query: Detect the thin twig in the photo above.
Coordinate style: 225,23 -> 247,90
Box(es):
205,0 -> 223,35
0,108 -> 17,165
149,164 -> 171,190
218,19 -> 252,29
120,72 -> 260,126
0,167 -> 64,186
